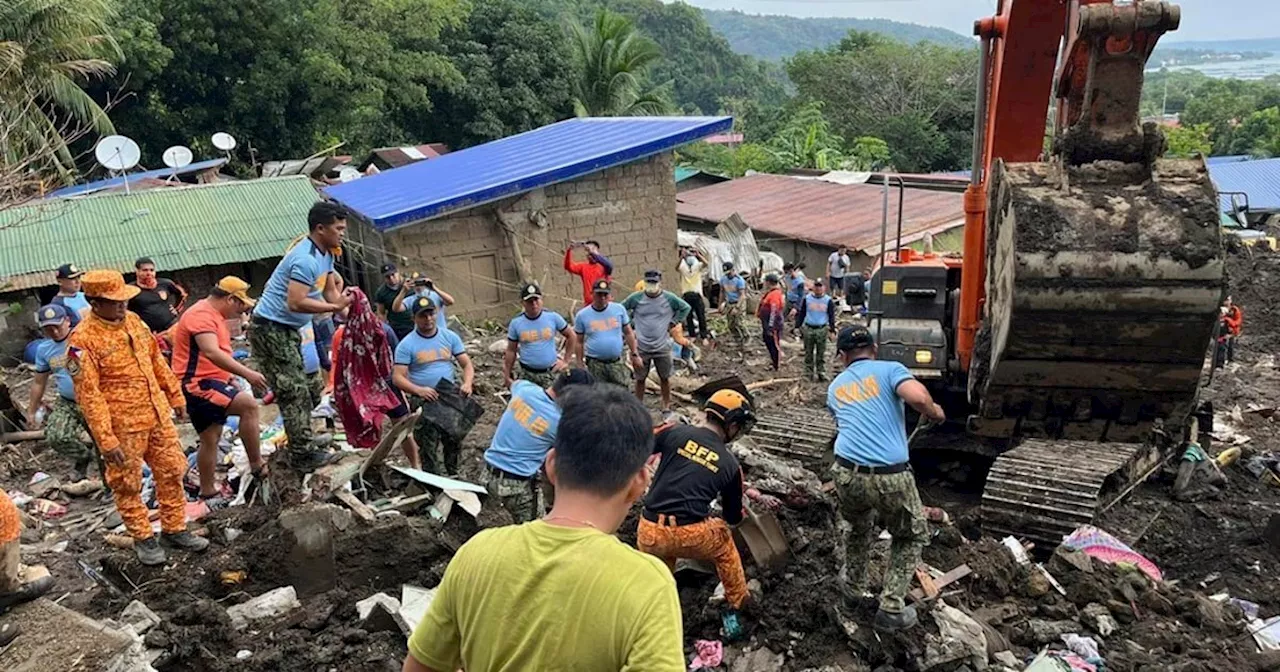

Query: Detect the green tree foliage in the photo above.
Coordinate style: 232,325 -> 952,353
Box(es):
1230,108 -> 1280,157
422,0 -> 574,149
676,141 -> 779,178
787,31 -> 978,173
567,9 -> 671,117
702,9 -> 972,62
1163,123 -> 1213,158
1,0 -> 121,180
1144,72 -> 1280,156
768,101 -> 847,170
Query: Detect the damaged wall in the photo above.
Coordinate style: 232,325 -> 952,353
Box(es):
382,153 -> 679,321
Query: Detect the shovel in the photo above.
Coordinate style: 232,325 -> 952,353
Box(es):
735,506 -> 789,572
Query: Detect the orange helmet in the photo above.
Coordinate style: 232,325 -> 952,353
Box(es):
704,389 -> 756,435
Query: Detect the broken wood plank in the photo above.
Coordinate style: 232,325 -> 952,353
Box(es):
745,378 -> 800,392
310,454 -> 367,496
376,493 -> 435,514
909,563 -> 972,602
915,566 -> 940,600
360,409 -> 421,477
0,430 -> 44,443
333,489 -> 376,522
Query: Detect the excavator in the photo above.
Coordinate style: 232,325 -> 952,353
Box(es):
868,0 -> 1227,546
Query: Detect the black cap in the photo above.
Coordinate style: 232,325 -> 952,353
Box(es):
643,269 -> 662,282
56,263 -> 83,280
764,273 -> 779,284
521,282 -> 542,301
411,296 -> 437,315
592,279 -> 611,294
135,257 -> 155,268
783,262 -> 795,272
722,261 -> 734,271
837,325 -> 875,352
381,263 -> 398,276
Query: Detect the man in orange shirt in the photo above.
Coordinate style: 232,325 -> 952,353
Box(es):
171,277 -> 268,508
69,270 -> 209,566
757,274 -> 786,371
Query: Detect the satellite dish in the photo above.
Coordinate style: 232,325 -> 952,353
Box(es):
338,167 -> 362,183
211,132 -> 237,151
162,145 -> 194,169
94,135 -> 141,171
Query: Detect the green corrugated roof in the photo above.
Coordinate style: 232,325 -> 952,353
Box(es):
0,176 -> 320,291
674,166 -> 701,182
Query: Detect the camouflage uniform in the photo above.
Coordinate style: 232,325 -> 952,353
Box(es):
486,471 -> 543,523
586,358 -> 632,387
829,463 -> 928,614
516,366 -> 557,389
722,302 -> 748,344
44,397 -> 94,463
407,397 -> 467,476
803,325 -> 830,379
249,323 -> 323,459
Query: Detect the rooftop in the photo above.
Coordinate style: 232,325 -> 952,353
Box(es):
1207,157 -> 1280,213
0,177 -> 319,291
325,116 -> 732,231
676,173 -> 965,252
45,158 -> 229,199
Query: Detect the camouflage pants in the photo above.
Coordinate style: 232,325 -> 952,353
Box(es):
830,462 -> 928,614
586,358 -> 631,387
45,397 -> 95,462
803,325 -> 830,377
486,470 -> 543,524
722,303 -> 748,344
249,322 -> 322,457
516,365 -> 557,388
411,401 -> 466,476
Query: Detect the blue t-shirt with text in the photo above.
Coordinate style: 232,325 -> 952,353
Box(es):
507,311 -> 568,369
804,294 -> 833,327
255,239 -> 335,328
52,292 -> 90,327
485,380 -> 562,477
395,327 -> 466,389
827,359 -> 914,466
573,303 -> 630,360
720,275 -> 746,303
33,337 -> 75,401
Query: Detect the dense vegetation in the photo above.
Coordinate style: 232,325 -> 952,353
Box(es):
701,9 -> 972,61
1142,69 -> 1280,157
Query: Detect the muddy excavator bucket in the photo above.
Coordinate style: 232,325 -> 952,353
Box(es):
970,158 -> 1225,441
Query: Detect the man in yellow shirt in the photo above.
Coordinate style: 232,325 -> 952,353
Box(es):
402,385 -> 684,672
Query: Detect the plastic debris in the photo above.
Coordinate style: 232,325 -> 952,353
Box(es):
1002,536 -> 1031,564
356,593 -> 402,620
31,498 -> 67,519
7,490 -> 32,507
399,585 -> 438,634
236,650 -> 252,661
690,639 -> 724,669
1061,525 -> 1162,582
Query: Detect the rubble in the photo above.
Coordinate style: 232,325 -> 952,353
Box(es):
226,586 -> 302,631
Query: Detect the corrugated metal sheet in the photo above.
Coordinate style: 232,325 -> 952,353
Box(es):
325,116 -> 733,231
0,176 -> 319,291
676,173 -> 964,251
46,158 -> 229,199
1209,157 -> 1280,213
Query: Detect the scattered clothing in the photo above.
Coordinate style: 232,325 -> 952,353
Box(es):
689,640 -> 724,670
564,248 -> 615,306
129,278 -> 187,332
254,238 -> 335,328
334,289 -> 408,448
406,521 -> 683,672
508,310 -> 569,371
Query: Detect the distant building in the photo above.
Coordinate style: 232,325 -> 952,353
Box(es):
675,166 -> 730,192
326,117 -> 732,320
358,144 -> 452,172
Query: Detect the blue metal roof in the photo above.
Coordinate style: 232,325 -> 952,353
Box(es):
1206,154 -> 1251,166
324,116 -> 733,231
1208,157 -> 1280,213
47,158 -> 229,199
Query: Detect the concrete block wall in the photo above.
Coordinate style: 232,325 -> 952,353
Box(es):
386,152 -> 678,323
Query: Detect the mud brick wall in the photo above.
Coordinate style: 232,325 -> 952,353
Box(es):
383,153 -> 679,323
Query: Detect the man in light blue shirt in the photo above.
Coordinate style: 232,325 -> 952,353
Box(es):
718,262 -> 749,345
50,263 -> 90,327
791,279 -> 838,381
394,296 -> 475,476
484,369 -> 596,523
503,283 -> 578,388
826,325 -> 944,633
574,279 -> 642,387
26,304 -> 99,481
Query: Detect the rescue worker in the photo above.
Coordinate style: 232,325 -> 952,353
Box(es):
638,389 -> 777,640
393,296 -> 476,475
250,201 -> 352,469
26,304 -> 102,482
784,262 -> 808,326
827,325 -> 944,631
68,270 -> 209,565
757,274 -> 786,371
791,278 -> 838,381
678,246 -> 711,343
719,262 -> 749,345
503,283 -> 578,388
563,240 -> 614,306
573,280 -> 642,387
51,263 -> 90,326
1216,295 -> 1243,369
623,270 -> 692,419
0,489 -> 54,642
484,369 -> 595,523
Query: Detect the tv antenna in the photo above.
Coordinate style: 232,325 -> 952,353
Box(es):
211,132 -> 237,162
338,166 -> 362,183
94,135 -> 141,194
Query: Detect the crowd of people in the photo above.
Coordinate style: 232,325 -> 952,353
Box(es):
1,204 -> 951,666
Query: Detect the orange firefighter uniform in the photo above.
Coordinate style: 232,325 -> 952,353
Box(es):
0,489 -> 21,592
69,271 -> 189,541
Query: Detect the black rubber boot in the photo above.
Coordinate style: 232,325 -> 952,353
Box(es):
0,575 -> 54,612
873,604 -> 919,632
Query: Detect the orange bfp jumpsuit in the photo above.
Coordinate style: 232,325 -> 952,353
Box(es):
68,311 -> 189,540
0,489 -> 21,591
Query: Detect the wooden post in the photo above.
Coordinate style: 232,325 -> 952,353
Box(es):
494,210 -> 534,283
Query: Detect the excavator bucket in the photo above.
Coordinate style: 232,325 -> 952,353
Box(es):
970,157 -> 1225,441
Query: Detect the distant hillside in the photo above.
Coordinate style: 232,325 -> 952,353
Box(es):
702,9 -> 973,61
1160,37 -> 1280,53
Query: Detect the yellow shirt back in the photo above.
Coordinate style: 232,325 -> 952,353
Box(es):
408,521 -> 685,671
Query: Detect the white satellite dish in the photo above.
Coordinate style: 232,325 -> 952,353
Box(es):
94,135 -> 141,171
338,167 -> 362,183
211,132 -> 237,151
162,145 -> 194,169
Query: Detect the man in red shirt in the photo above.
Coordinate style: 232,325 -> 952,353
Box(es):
564,240 -> 614,306
171,277 -> 268,507
757,274 -> 786,371
1216,294 -> 1244,368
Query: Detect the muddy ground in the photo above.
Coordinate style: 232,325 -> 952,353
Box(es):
4,245 -> 1280,670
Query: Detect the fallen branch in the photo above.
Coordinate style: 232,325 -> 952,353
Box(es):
909,563 -> 972,603
745,378 -> 800,392
0,430 -> 43,443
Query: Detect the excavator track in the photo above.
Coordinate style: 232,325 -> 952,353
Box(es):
982,439 -> 1164,549
752,408 -> 836,466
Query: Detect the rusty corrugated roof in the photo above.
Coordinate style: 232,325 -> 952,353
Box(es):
676,173 -> 964,251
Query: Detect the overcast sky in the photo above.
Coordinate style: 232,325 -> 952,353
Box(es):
680,0 -> 1278,43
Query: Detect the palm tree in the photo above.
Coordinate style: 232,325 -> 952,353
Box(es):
0,0 -> 121,182
567,10 -> 672,117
